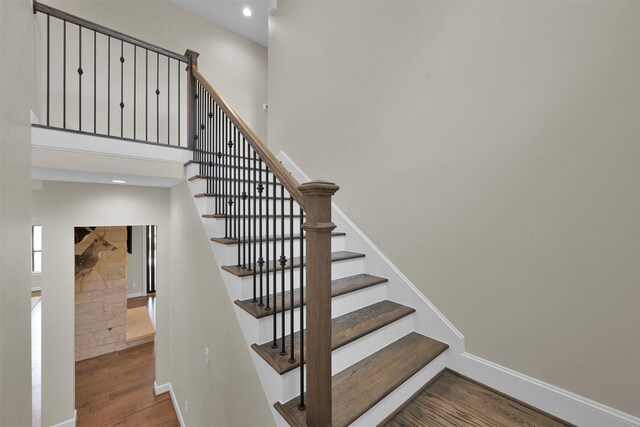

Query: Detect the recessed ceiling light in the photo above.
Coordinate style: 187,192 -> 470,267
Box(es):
242,7 -> 252,17
112,180 -> 127,184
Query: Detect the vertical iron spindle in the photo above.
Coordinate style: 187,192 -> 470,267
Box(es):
78,25 -> 82,131
289,196 -> 295,363
280,184 -> 287,356
120,40 -> 124,137
298,208 -> 306,410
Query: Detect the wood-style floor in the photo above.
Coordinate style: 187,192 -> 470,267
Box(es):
382,369 -> 573,427
32,293 -> 167,427
76,342 -> 179,426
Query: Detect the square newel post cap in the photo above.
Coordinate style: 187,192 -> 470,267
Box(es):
185,49 -> 200,68
298,180 -> 339,197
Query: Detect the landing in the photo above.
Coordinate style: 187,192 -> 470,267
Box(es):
381,370 -> 573,427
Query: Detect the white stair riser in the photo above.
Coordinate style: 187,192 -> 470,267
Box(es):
187,163 -> 275,180
187,174 -> 285,194
249,282 -> 387,344
271,315 -> 415,403
201,197 -> 297,216
350,352 -> 448,427
230,258 -> 366,301
209,235 -> 346,266
202,217 -> 304,239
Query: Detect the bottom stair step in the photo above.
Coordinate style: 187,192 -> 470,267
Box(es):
274,332 -> 448,427
252,300 -> 415,374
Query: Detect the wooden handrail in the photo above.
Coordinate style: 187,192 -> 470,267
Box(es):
190,65 -> 306,212
33,1 -> 189,63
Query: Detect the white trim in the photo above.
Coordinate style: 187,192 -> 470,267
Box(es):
31,286 -> 42,292
49,409 -> 77,427
31,126 -> 191,164
127,292 -> 146,299
453,353 -> 640,427
154,381 -> 186,427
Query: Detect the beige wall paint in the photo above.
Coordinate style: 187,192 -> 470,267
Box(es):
36,0 -> 268,141
169,182 -> 274,426
269,0 -> 640,416
33,182 -> 171,426
0,0 -> 34,425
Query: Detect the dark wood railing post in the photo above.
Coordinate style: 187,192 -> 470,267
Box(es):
185,49 -> 200,149
299,180 -> 339,427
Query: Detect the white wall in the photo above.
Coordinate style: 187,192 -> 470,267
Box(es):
33,181 -> 171,426
269,0 -> 640,416
127,226 -> 145,297
35,0 -> 268,142
0,0 -> 34,425
168,182 -> 274,426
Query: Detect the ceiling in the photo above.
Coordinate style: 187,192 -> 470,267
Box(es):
168,0 -> 272,46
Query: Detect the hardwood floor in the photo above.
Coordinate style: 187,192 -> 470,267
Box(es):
381,369 -> 573,427
76,342 -> 179,426
32,296 -> 42,427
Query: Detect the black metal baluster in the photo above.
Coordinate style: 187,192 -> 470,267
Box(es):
167,56 -> 170,144
208,95 -> 213,193
272,174 -> 277,349
217,104 -> 222,214
107,36 -> 110,135
235,128 -> 240,248
265,164 -> 270,311
63,20 -> 66,128
78,25 -> 82,131
156,52 -> 159,143
46,15 -> 50,126
255,153 -> 261,305
289,196 -> 295,363
120,40 -> 124,138
242,139 -> 248,269
93,31 -> 96,133
280,184 -> 287,356
226,119 -> 233,239
133,46 -> 136,139
298,208 -> 306,410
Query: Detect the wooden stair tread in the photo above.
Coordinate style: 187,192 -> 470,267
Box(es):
235,273 -> 388,319
275,332 -> 449,427
382,370 -> 573,427
212,231 -> 346,245
222,251 -> 365,277
252,300 -> 415,375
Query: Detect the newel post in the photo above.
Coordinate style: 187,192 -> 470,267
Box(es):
299,180 -> 339,427
184,49 -> 199,150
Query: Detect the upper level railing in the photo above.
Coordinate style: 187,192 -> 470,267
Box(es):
34,1 -> 190,147
34,3 -> 335,425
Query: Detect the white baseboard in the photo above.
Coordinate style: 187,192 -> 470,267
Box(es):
127,292 -> 146,299
154,381 -> 186,427
49,409 -> 77,427
453,353 -> 640,427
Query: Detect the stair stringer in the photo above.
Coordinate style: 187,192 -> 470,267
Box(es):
278,151 -> 465,356
185,159 -> 455,426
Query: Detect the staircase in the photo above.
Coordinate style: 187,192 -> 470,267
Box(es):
185,152 -> 450,426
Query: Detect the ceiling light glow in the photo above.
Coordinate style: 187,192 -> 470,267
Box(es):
242,7 -> 252,17
112,179 -> 127,184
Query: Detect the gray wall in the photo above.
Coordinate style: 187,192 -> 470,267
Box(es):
168,182 -> 274,426
33,182 -> 171,426
0,0 -> 34,425
269,0 -> 640,416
